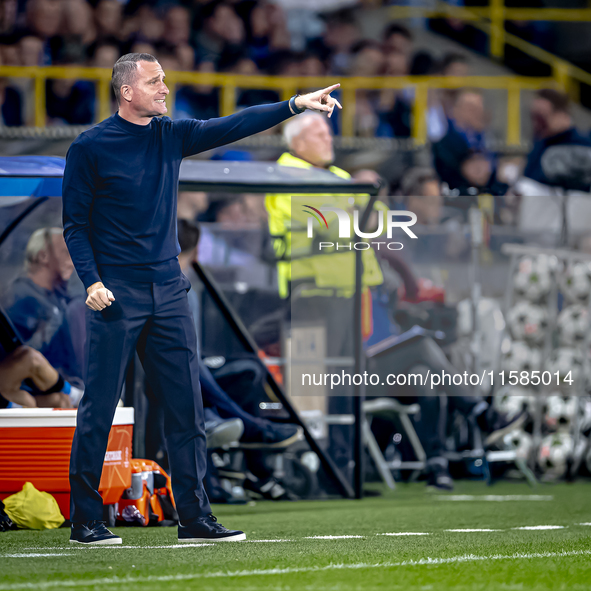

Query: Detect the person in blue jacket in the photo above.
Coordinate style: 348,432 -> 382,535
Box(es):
523,89 -> 591,190
62,52 -> 341,545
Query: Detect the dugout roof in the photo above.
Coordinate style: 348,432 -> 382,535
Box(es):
0,156 -> 379,197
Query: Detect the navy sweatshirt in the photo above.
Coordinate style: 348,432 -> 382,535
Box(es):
523,127 -> 591,188
63,102 -> 293,290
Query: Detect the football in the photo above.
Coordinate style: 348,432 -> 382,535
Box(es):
545,394 -> 578,429
559,261 -> 591,304
493,385 -> 534,419
501,339 -> 542,374
513,255 -> 553,303
503,428 -> 534,461
538,431 -> 574,478
556,304 -> 589,347
547,347 -> 585,393
507,301 -> 548,346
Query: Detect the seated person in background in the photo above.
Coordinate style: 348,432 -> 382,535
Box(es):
400,167 -> 463,228
5,227 -> 81,383
177,190 -> 209,222
0,345 -> 73,408
432,89 -> 494,192
177,219 -> 302,448
402,167 -> 445,225
446,150 -> 509,223
197,194 -> 258,266
165,219 -> 301,500
523,89 -> 591,188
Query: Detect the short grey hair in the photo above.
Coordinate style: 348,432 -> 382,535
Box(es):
282,112 -> 327,149
25,227 -> 62,271
112,53 -> 158,105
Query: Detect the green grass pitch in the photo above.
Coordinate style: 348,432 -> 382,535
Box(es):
2,481 -> 591,591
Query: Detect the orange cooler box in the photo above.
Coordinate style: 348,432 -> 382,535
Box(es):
0,407 -> 134,520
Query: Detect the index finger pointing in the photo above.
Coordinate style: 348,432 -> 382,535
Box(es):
321,83 -> 340,95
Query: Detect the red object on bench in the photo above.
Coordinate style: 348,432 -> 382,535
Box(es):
0,407 -> 134,520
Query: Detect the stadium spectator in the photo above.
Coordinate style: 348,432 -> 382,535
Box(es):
377,51 -> 467,140
90,40 -> 120,69
130,41 -> 157,57
399,166 -> 468,260
25,0 -> 63,64
401,167 -> 445,226
319,9 -> 361,75
0,345 -> 74,408
45,66 -> 95,125
19,34 -> 45,66
175,60 -> 220,120
425,53 -> 470,142
129,6 -> 163,47
382,23 -> 413,61
57,0 -> 97,64
432,89 -> 493,191
94,0 -> 123,42
0,78 -> 22,125
162,5 -> 191,49
376,49 -> 410,137
456,149 -> 507,198
194,1 -> 246,68
300,53 -> 326,76
4,227 -> 81,382
2,35 -> 44,125
523,89 -> 591,187
225,54 -> 280,108
176,42 -> 196,71
0,40 -> 19,66
246,1 -> 291,71
348,40 -> 384,136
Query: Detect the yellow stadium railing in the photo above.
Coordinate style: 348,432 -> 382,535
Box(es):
0,65 -> 558,145
387,1 -> 591,102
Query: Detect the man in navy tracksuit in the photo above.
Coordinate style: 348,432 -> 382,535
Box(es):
63,52 -> 341,545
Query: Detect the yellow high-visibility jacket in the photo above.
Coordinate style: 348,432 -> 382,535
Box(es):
265,152 -> 385,298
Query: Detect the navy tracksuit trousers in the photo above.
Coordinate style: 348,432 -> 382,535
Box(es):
69,273 -> 211,523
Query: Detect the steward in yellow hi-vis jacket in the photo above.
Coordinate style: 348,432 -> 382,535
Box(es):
265,151 -> 386,301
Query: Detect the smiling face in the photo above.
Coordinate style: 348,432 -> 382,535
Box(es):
120,60 -> 169,120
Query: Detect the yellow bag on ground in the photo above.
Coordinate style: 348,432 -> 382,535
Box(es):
3,482 -> 64,530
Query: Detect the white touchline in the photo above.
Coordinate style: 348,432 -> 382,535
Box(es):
4,554 -> 72,558
512,526 -> 565,531
577,523 -> 591,526
377,533 -> 428,537
21,544 -> 214,550
305,535 -> 365,539
244,540 -> 293,543
443,528 -> 503,534
436,495 -> 554,502
1,549 -> 590,589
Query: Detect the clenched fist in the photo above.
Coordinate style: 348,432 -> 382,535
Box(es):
86,281 -> 115,311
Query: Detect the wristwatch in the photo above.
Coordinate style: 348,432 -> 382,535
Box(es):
289,94 -> 306,115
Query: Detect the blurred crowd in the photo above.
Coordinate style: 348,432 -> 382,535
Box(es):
1,0 -> 591,231
0,0 -> 467,130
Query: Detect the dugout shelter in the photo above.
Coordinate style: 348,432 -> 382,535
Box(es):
0,155 -> 380,500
